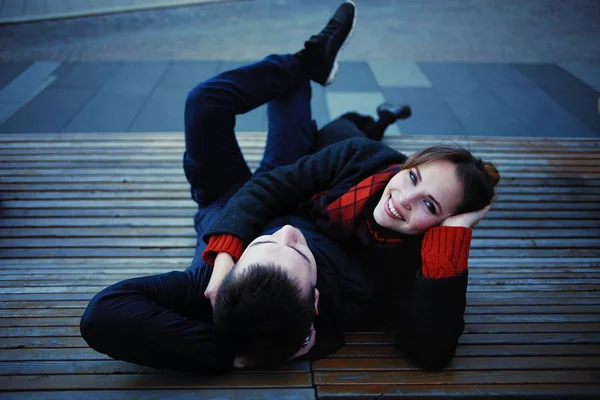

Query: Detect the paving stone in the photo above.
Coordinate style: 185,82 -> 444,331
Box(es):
128,87 -> 186,132
25,0 -> 46,14
515,63 -> 598,94
419,63 -> 489,94
0,62 -> 32,91
0,87 -> 94,133
560,62 -> 600,92
235,105 -> 267,132
441,92 -> 533,137
468,63 -> 534,86
310,82 -> 329,128
0,101 -> 21,125
369,61 -> 432,87
100,62 -> 168,95
219,61 -> 258,73
52,62 -> 122,90
552,94 -> 600,136
382,87 -> 466,135
65,92 -> 147,133
491,85 -> 597,138
46,0 -> 70,14
0,1 -> 24,18
158,61 -> 221,89
327,61 -> 379,92
326,91 -> 400,136
0,61 -> 60,102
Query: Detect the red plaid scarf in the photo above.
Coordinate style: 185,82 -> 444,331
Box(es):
325,164 -> 404,244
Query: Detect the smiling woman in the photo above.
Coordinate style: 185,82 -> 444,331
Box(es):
373,146 -> 500,235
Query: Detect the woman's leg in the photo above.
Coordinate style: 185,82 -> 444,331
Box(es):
313,103 -> 413,153
312,114 -> 370,153
183,54 -> 309,206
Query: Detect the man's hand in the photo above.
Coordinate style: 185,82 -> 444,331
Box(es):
204,252 -> 235,309
442,204 -> 491,229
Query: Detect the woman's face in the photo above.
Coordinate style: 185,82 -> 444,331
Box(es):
373,159 -> 464,235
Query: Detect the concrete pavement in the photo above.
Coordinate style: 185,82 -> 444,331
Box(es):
0,0 -> 232,24
0,59 -> 598,137
0,0 -> 598,137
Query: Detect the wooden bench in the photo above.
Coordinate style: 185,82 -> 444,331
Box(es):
0,133 -> 599,399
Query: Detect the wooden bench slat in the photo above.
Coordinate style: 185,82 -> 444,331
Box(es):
0,360 -> 311,375
4,192 -> 600,204
1,237 -> 599,249
3,248 -> 600,259
1,388 -> 317,400
3,183 -> 600,195
316,384 -> 600,399
312,356 -> 600,371
3,168 -> 600,178
2,227 -> 599,239
314,370 -> 600,385
333,344 -> 600,358
4,175 -> 599,187
0,372 -> 313,391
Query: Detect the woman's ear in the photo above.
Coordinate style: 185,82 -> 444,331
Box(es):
313,288 -> 320,316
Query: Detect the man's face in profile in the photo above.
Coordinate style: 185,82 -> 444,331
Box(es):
235,225 -> 318,295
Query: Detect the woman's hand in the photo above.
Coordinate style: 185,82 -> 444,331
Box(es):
204,252 -> 235,309
442,204 -> 491,229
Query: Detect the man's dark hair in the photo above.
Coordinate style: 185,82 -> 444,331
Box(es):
213,263 -> 315,366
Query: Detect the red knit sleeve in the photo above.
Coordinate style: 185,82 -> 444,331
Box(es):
202,234 -> 245,266
421,226 -> 472,279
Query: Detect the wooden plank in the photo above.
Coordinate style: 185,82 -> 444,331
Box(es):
316,384 -> 600,399
1,288 -> 598,300
5,190 -> 600,202
9,226 -> 598,238
0,373 -> 312,391
2,168 -> 599,178
3,389 -> 316,400
0,267 -> 598,277
4,154 -> 599,167
312,356 -> 600,371
314,370 -> 600,385
0,351 -> 309,372
2,237 -> 599,249
3,256 -> 598,267
3,183 -> 600,195
3,248 -> 600,259
333,344 -> 600,358
3,149 -> 600,162
340,333 -> 600,345
0,336 -> 95,349
2,271 -> 598,283
1,210 -> 597,221
4,175 -> 600,186
2,389 -> 316,400
2,284 -> 600,295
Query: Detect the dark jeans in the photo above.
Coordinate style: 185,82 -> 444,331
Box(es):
182,54 -> 366,262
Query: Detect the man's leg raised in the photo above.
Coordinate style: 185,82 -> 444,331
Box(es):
255,0 -> 358,175
183,54 -> 320,206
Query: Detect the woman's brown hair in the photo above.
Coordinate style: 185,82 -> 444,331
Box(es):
402,146 -> 500,215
